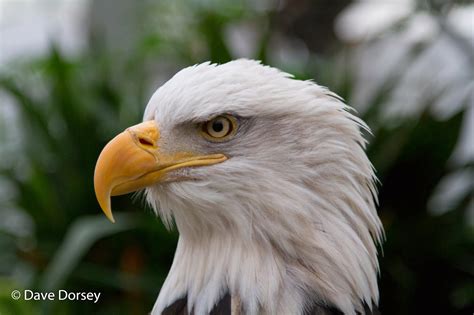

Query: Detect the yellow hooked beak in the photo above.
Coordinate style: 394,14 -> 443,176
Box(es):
94,120 -> 227,223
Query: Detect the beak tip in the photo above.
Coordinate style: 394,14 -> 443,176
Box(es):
101,205 -> 116,223
105,212 -> 116,223
95,189 -> 116,223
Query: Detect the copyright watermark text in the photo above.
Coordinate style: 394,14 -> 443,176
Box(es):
11,289 -> 101,303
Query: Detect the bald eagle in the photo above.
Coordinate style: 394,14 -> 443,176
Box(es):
94,60 -> 383,315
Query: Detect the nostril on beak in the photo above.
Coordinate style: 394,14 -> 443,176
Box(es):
138,137 -> 154,147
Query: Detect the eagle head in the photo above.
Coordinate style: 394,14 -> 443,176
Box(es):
94,60 -> 383,315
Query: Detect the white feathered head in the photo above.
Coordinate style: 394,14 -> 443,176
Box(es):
94,60 -> 383,315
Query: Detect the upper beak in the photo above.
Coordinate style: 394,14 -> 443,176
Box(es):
94,120 -> 227,223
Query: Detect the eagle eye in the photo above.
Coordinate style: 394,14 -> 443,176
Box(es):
200,115 -> 237,141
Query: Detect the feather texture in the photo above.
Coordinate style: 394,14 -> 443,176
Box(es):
143,60 -> 384,315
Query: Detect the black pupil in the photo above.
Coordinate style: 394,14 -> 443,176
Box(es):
212,120 -> 224,133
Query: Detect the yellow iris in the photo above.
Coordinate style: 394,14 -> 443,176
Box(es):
200,115 -> 238,141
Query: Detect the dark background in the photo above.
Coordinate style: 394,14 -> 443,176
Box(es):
0,0 -> 472,314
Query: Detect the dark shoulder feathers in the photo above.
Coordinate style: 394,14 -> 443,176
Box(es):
161,293 -> 379,315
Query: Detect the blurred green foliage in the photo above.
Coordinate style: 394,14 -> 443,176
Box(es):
0,46 -> 178,314
0,1 -> 472,315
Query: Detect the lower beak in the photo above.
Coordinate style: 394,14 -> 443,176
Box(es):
94,120 -> 227,222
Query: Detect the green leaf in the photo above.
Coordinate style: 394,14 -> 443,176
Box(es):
40,214 -> 138,292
